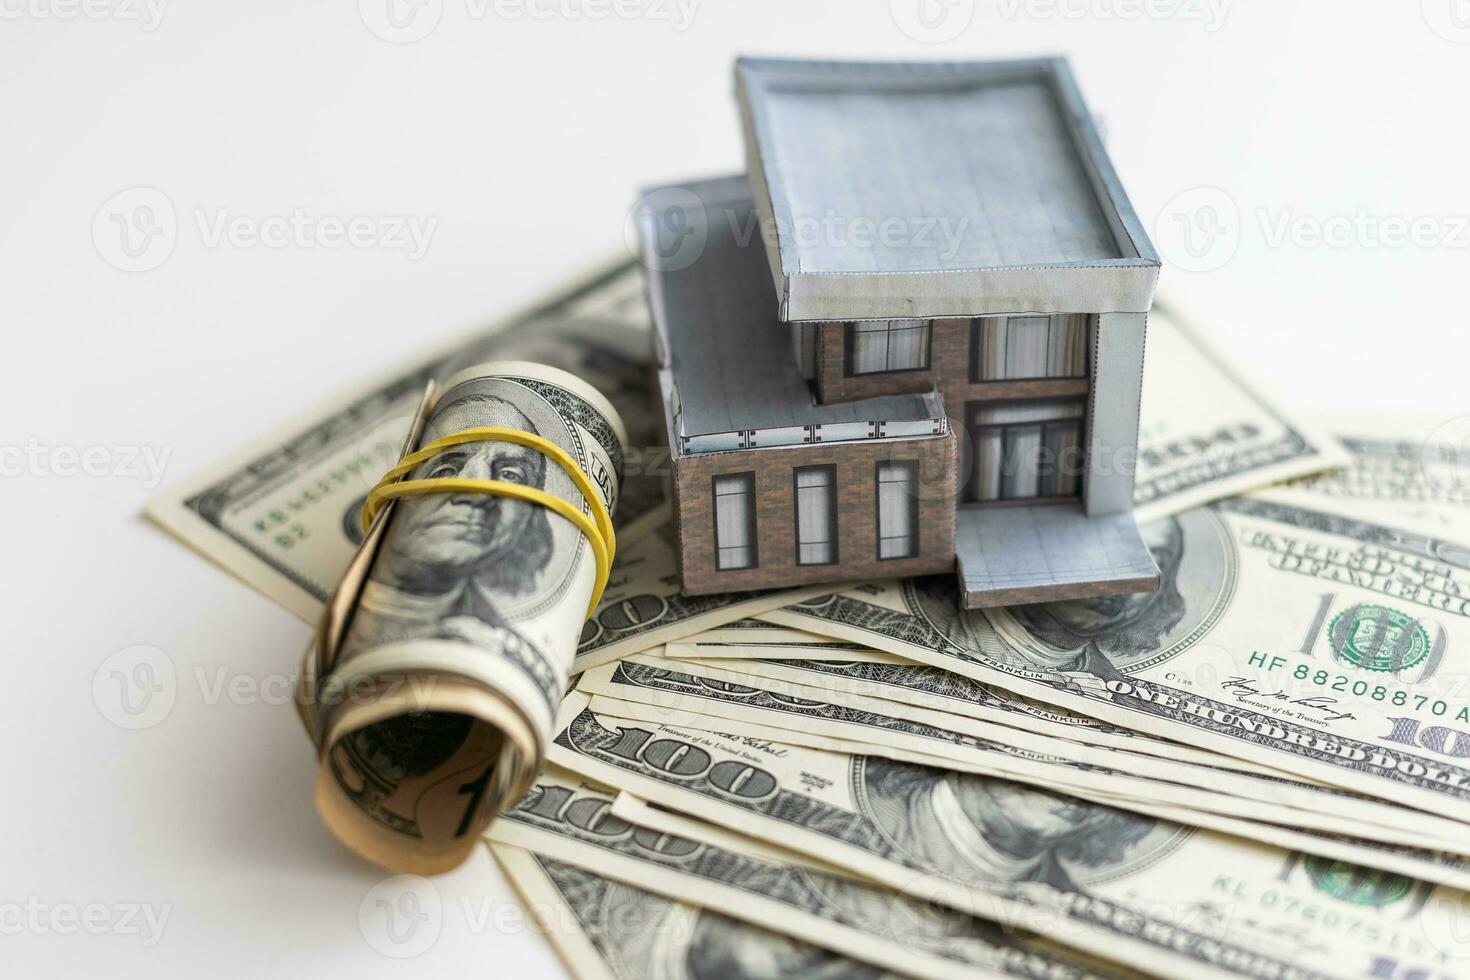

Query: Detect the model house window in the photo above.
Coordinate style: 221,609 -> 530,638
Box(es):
713,473 -> 756,570
971,315 -> 1089,382
794,465 -> 837,565
875,461 -> 918,559
847,320 -> 932,375
965,400 -> 1085,503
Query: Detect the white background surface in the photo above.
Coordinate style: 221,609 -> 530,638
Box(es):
3,2 -> 1467,975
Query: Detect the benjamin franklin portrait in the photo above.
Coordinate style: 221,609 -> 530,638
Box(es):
917,516 -> 1200,682
860,758 -> 1158,894
1007,517 -> 1188,672
346,392 -> 557,653
593,878 -> 876,980
682,912 -> 878,980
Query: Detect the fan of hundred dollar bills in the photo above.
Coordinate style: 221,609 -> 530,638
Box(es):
150,260 -> 1470,979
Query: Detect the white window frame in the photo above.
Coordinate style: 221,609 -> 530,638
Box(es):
712,472 -> 757,571
971,314 -> 1090,382
875,460 -> 919,560
847,320 -> 932,376
794,465 -> 837,566
964,399 -> 1086,503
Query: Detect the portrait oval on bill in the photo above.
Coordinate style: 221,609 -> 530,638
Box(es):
387,374 -> 595,624
911,508 -> 1238,678
590,875 -> 871,980
855,757 -> 1190,895
792,860 -> 1012,953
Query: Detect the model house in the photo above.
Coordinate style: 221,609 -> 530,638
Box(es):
640,57 -> 1163,608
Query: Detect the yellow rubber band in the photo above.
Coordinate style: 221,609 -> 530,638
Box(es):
363,426 -> 615,561
360,427 -> 616,619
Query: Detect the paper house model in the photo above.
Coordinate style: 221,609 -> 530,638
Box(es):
639,57 -> 1163,608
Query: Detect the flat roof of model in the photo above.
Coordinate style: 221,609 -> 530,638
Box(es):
735,57 -> 1160,322
639,175 -> 947,456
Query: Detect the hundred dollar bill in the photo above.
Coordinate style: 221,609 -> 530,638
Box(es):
664,622 -> 903,663
595,688 -> 1470,888
1071,788 -> 1470,887
660,646 -> 1289,774
492,845 -> 938,980
581,657 -> 1470,882
298,361 -> 626,872
617,653 -> 1470,844
489,767 -> 1131,980
1130,300 -> 1348,522
769,498 -> 1470,824
549,694 -> 1470,980
147,259 -> 664,623
1259,415 -> 1470,542
574,543 -> 835,675
610,780 -> 1470,933
662,619 -> 891,660
578,657 -> 1470,857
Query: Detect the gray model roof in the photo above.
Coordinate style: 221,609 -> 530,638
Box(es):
735,57 -> 1160,322
639,175 -> 947,456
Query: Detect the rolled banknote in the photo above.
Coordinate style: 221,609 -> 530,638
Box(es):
296,360 -> 626,873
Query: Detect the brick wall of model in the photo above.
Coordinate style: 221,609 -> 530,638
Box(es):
813,318 -> 1093,499
814,318 -> 1091,409
672,434 -> 957,595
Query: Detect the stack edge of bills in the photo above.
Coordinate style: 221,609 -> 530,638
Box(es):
149,260 -> 1470,979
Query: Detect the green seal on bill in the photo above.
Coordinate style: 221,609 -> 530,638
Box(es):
1302,856 -> 1414,908
1329,604 -> 1431,673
